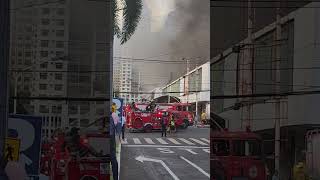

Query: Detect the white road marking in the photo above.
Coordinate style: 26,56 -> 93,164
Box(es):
121,138 -> 128,144
136,156 -> 180,180
157,148 -> 175,153
144,138 -> 155,144
123,144 -> 209,148
178,138 -> 195,145
180,156 -> 210,178
189,138 -> 208,146
156,138 -> 169,144
200,138 -> 210,143
203,149 -> 210,153
167,138 -> 181,145
133,138 -> 142,144
180,148 -> 198,154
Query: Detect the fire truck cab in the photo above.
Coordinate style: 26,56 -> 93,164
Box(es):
211,129 -> 266,180
49,130 -> 110,180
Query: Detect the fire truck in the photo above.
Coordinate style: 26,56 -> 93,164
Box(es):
211,128 -> 267,180
40,128 -> 110,180
124,102 -> 194,132
210,113 -> 266,180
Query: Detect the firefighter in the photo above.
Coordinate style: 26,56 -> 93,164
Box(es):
161,112 -> 168,137
168,114 -> 176,133
293,162 -> 309,180
201,112 -> 207,124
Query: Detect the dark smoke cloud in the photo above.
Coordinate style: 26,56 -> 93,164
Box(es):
165,0 -> 210,77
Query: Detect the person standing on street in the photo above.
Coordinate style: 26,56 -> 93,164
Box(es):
121,113 -> 126,140
161,112 -> 168,137
272,170 -> 279,180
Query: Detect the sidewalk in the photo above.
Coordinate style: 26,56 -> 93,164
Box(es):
110,136 -> 122,180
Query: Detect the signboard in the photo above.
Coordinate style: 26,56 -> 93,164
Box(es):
112,98 -> 123,134
8,115 -> 42,176
4,138 -> 20,161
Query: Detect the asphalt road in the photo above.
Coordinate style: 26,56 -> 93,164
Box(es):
119,126 -> 210,180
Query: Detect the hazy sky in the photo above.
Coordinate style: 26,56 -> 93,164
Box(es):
114,0 -> 210,92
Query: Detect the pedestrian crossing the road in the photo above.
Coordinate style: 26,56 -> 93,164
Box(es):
121,137 -> 210,146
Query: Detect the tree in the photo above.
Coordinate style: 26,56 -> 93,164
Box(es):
112,0 -> 143,44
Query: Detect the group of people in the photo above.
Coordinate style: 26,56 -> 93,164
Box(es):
160,112 -> 176,137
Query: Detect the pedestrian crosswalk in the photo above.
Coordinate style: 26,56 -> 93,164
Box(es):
121,137 -> 210,146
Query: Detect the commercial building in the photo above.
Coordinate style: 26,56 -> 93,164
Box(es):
211,2 -> 320,177
159,62 -> 210,117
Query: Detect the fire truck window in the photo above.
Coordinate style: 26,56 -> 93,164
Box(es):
233,140 -> 261,157
182,106 -> 187,111
177,106 -> 182,111
212,140 -> 230,156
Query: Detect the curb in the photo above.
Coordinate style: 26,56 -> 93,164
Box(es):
117,140 -> 121,180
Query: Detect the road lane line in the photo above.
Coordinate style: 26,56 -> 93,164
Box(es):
189,138 -> 208,146
178,138 -> 195,145
180,156 -> 210,178
156,138 -> 169,144
167,138 -> 181,145
181,148 -> 198,154
133,138 -> 142,144
123,145 -> 209,148
144,138 -> 155,144
200,138 -> 210,143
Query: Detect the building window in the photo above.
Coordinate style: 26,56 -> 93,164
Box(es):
54,84 -> 63,91
56,30 -> 64,37
39,84 -> 47,90
41,40 -> 49,47
42,8 -> 50,15
41,19 -> 50,25
69,118 -> 78,126
25,52 -> 32,57
40,62 -> 48,69
80,119 -> 89,127
41,29 -> 49,36
40,73 -> 47,80
52,105 -> 62,113
55,63 -> 63,69
40,51 -> 48,58
56,41 -> 64,48
56,19 -> 64,26
39,105 -> 49,113
57,8 -> 65,15
56,51 -> 64,57
55,73 -> 62,80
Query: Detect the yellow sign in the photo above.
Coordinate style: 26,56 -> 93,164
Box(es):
4,138 -> 20,161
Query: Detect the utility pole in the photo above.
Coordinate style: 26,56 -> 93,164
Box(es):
241,0 -> 254,129
185,58 -> 190,110
0,0 -> 10,176
274,1 -> 282,175
195,69 -> 199,118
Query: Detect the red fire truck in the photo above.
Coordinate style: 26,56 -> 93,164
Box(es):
46,129 -> 110,180
124,102 -> 194,132
211,128 -> 266,180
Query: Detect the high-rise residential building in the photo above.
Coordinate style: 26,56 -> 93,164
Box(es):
113,59 -> 142,104
10,0 -> 112,138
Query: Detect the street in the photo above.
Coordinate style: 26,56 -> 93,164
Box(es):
120,127 -> 210,180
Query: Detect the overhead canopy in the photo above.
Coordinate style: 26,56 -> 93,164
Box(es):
152,95 -> 180,103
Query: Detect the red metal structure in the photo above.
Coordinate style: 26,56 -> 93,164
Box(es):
46,130 -> 110,180
124,102 -> 194,132
211,128 -> 266,180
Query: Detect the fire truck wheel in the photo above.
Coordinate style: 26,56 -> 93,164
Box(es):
144,124 -> 153,133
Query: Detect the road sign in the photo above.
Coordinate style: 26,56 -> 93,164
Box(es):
4,138 -> 20,161
8,115 -> 42,176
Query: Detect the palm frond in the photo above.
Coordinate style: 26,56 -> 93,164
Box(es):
112,0 -> 121,38
120,0 -> 143,44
